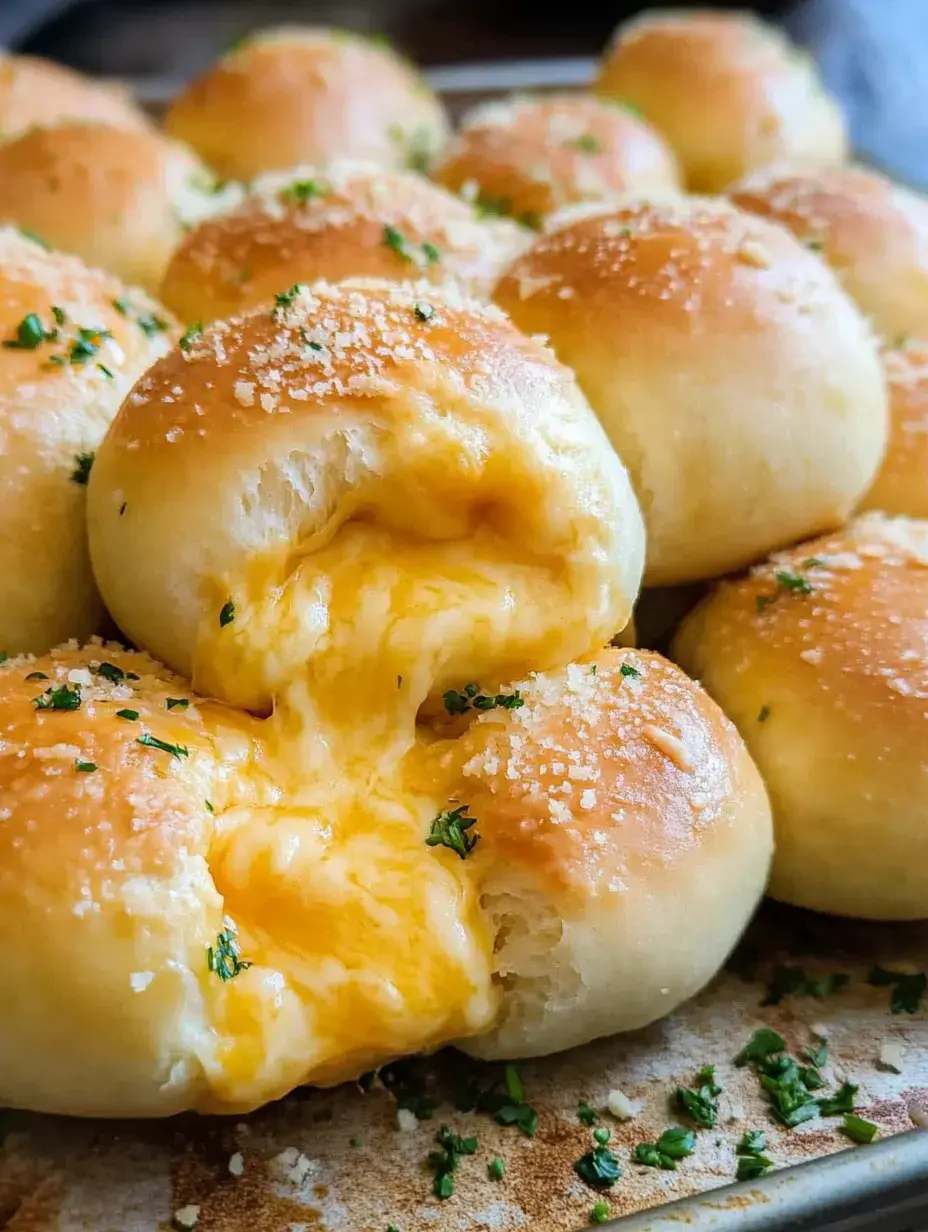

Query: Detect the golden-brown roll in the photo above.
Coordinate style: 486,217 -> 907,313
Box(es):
730,164 -> 928,342
159,162 -> 528,323
0,53 -> 148,140
493,196 -> 888,586
164,27 -> 449,182
88,279 -> 644,718
0,122 -> 237,292
0,228 -> 176,656
860,340 -> 928,517
432,94 -> 681,227
419,647 -> 773,1059
595,10 -> 847,191
672,514 -> 928,921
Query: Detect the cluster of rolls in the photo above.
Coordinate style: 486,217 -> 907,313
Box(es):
0,9 -> 925,1124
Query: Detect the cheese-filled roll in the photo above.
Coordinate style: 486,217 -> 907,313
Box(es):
673,515 -> 928,920
0,53 -> 148,140
494,197 -> 888,586
160,163 -> 528,324
88,279 -> 644,736
0,228 -> 176,656
165,27 -> 449,182
595,10 -> 846,192
417,647 -> 773,1058
0,122 -> 237,293
433,94 -> 680,227
730,164 -> 928,343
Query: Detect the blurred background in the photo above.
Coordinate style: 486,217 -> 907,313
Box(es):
1,0 -> 927,187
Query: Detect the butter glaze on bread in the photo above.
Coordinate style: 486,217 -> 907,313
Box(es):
673,514 -> 928,920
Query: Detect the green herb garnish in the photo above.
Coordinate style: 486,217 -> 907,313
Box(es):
868,965 -> 928,1014
590,1201 -> 610,1224
207,924 -> 252,981
219,600 -> 235,627
674,1065 -> 720,1128
803,1038 -> 828,1069
488,1157 -> 505,1181
179,323 -> 203,351
24,671 -> 48,681
74,759 -> 97,772
737,1130 -> 766,1155
273,285 -> 302,315
620,662 -> 641,680
761,965 -> 849,1006
427,1126 -> 478,1200
116,708 -> 140,721
737,1153 -> 774,1181
577,1100 -> 598,1127
166,698 -> 190,710
414,300 -> 434,322
843,1113 -> 878,1144
758,705 -> 771,722
427,805 -> 479,859
817,1081 -> 858,1116
281,179 -> 325,205
136,732 -> 189,759
443,682 -> 524,715
633,1127 -> 695,1170
3,312 -> 55,350
734,1028 -> 787,1067
575,1131 -> 621,1188
33,683 -> 81,711
94,662 -> 125,684
570,134 -> 600,153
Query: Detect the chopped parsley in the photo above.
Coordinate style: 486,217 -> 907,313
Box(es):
116,708 -> 140,721
735,1028 -> 786,1067
3,312 -> 56,350
427,1126 -> 478,1200
72,452 -> 95,484
414,300 -> 434,322
273,285 -> 303,315
570,134 -> 600,153
574,1130 -> 621,1188
382,224 -> 441,267
24,671 -> 48,681
590,1201 -> 610,1224
281,179 -> 325,205
166,698 -> 190,710
219,600 -> 235,627
67,326 -> 112,365
443,682 -> 524,715
33,683 -> 81,711
136,732 -> 190,759
179,323 -> 203,352
52,306 -> 66,326
74,759 -> 97,772
843,1113 -> 878,1144
426,805 -> 479,858
803,1038 -> 828,1069
868,965 -> 928,1014
737,1130 -> 766,1156
761,965 -> 849,1006
756,562 -> 819,612
112,297 -> 170,339
94,662 -> 125,683
577,1100 -> 598,1127
674,1065 -> 720,1129
504,1064 -> 524,1104
207,924 -> 252,981
97,362 -> 114,379
817,1081 -> 858,1116
488,1157 -> 505,1181
758,705 -> 771,723
805,238 -> 824,251
737,1153 -> 774,1182
461,1072 -> 538,1136
632,1127 -> 695,1170
205,800 -> 214,813
620,662 -> 641,680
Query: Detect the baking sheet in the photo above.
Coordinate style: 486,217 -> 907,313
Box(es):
3,906 -> 927,1231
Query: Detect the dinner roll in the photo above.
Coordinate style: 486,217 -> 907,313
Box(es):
672,515 -> 928,920
413,647 -> 772,1058
595,10 -> 846,191
0,122 -> 237,292
860,341 -> 928,517
89,279 -> 643,724
159,163 -> 527,324
165,27 -> 449,182
0,640 -> 502,1117
494,197 -> 888,586
432,94 -> 680,228
0,228 -> 176,656
0,53 -> 148,140
730,165 -> 928,342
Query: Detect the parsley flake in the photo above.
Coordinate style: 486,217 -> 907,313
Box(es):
166,698 -> 190,710
817,1081 -> 858,1116
207,923 -> 252,981
205,800 -> 215,813
737,1130 -> 767,1156
414,300 -> 434,322
33,683 -> 81,711
24,671 -> 48,681
761,965 -> 849,1006
633,1127 -> 695,1170
427,1126 -> 478,1200
179,323 -> 203,351
427,804 -> 479,859
71,452 -> 94,484
577,1100 -> 598,1127
74,759 -> 97,772
443,683 -> 524,715
219,600 -> 235,628
737,1153 -> 774,1181
488,1157 -> 505,1181
273,284 -> 302,315
590,1201 -> 610,1225
620,662 -> 641,680
803,1038 -> 828,1069
136,732 -> 189,759
116,708 -> 140,721
575,1131 -> 621,1189
843,1113 -> 878,1144
571,134 -> 600,153
734,1028 -> 787,1067
281,179 -> 325,205
674,1065 -> 721,1128
94,662 -> 125,683
383,223 -> 412,260
4,312 -> 55,350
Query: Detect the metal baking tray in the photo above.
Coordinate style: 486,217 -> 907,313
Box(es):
2,58 -> 927,1232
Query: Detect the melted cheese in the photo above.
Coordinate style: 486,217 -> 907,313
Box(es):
186,515 -> 596,1105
